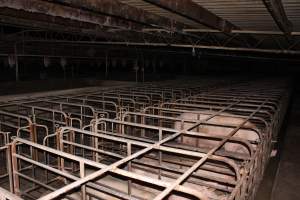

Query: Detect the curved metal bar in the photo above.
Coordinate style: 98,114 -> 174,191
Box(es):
92,118 -> 241,180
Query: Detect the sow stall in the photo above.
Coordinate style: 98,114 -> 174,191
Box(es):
2,79 -> 290,200
0,99 -> 104,195
0,80 -> 226,199
0,102 -> 82,194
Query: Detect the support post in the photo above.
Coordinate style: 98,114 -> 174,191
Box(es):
105,52 -> 108,79
14,43 -> 19,82
11,141 -> 20,196
80,161 -> 86,200
6,144 -> 14,193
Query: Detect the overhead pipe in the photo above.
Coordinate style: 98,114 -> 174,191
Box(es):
143,28 -> 300,36
20,40 -> 300,55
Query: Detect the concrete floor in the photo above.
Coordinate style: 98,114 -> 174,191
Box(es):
271,94 -> 300,200
257,94 -> 300,200
0,79 -> 135,102
0,79 -> 134,96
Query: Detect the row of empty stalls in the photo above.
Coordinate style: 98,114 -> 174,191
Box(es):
0,78 -> 291,200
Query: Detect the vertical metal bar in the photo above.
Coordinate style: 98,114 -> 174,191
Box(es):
52,111 -> 55,135
6,144 -> 14,193
70,130 -> 75,172
11,141 -> 20,195
80,161 -> 86,200
92,120 -> 96,161
95,135 -> 99,163
141,115 -> 145,138
14,43 -> 19,82
196,113 -> 200,147
81,131 -> 84,158
105,52 -> 108,79
142,68 -> 145,83
45,136 -> 49,184
59,131 -> 66,184
135,69 -> 138,83
31,123 -> 37,189
71,64 -> 74,79
80,106 -> 83,125
158,129 -> 162,180
127,142 -> 132,197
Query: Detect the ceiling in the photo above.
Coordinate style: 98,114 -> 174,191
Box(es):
0,0 -> 300,56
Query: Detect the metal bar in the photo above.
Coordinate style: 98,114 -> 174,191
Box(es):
143,28 -> 300,36
79,161 -> 86,200
14,43 -> 19,82
20,40 -> 300,55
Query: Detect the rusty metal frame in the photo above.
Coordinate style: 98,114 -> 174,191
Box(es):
65,94 -> 142,113
62,125 -> 239,190
0,79 -> 290,200
17,99 -> 100,127
0,110 -> 34,141
46,96 -> 120,119
11,137 -> 208,200
36,95 -> 251,199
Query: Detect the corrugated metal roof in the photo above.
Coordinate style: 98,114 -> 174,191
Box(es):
283,0 -> 300,31
191,0 -> 279,31
120,0 -> 300,32
119,0 -> 207,28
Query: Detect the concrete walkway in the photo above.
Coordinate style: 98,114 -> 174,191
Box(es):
271,95 -> 300,200
256,93 -> 300,200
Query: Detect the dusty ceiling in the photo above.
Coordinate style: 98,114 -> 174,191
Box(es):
0,0 -> 300,56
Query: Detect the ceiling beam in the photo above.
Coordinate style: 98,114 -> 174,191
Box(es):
262,0 -> 293,34
46,0 -> 185,31
142,0 -> 237,33
0,7 -> 177,45
0,0 -> 142,30
0,0 -> 183,43
0,8 -> 118,37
